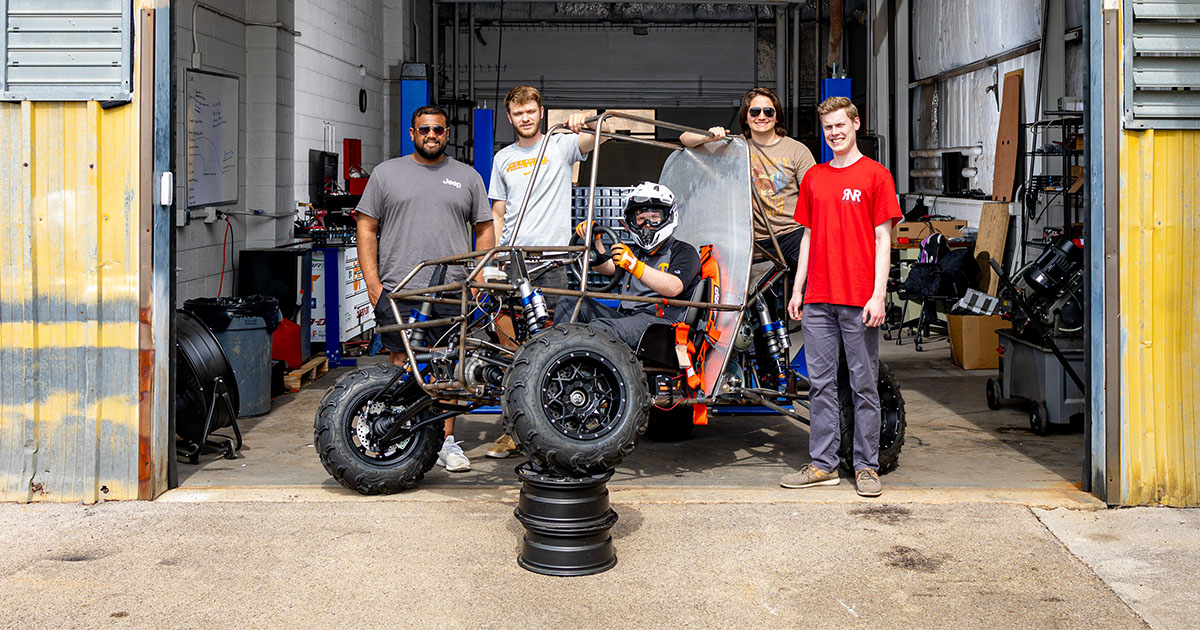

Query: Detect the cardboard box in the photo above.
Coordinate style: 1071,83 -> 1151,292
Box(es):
948,314 -> 1012,370
893,219 -> 967,245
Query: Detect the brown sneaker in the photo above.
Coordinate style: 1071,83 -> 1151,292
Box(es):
780,464 -> 840,489
485,434 -> 518,459
854,468 -> 882,497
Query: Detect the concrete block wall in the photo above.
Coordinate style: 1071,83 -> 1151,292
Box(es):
293,0 -> 387,207
175,0 -> 250,304
175,0 -> 299,305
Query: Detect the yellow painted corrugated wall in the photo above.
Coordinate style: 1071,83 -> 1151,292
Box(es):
1119,128 -> 1200,506
0,98 -> 143,503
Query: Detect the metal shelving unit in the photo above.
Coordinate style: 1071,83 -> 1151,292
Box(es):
1020,111 -> 1084,261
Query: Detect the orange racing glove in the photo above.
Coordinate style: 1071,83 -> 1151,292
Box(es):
574,220 -> 595,242
610,243 -> 645,279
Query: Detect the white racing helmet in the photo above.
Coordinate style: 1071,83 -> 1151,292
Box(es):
621,181 -> 679,253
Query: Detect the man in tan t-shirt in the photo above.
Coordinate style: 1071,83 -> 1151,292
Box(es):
681,87 -> 816,294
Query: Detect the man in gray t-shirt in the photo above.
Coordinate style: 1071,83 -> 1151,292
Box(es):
481,86 -> 608,460
358,149 -> 491,293
488,85 -> 608,250
356,105 -> 494,473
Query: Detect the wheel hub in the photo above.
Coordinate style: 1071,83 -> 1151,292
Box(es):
540,351 -> 626,440
354,401 -> 411,457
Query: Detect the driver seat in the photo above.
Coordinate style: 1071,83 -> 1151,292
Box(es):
635,277 -> 710,369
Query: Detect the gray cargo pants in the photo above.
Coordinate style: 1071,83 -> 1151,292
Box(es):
802,303 -> 881,472
554,296 -> 662,349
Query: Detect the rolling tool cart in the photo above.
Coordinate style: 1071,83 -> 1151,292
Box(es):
984,240 -> 1087,435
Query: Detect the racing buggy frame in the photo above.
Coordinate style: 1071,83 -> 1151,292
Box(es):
314,113 -> 906,494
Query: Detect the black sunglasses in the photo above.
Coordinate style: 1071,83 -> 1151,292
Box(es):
748,107 -> 776,119
417,125 -> 447,137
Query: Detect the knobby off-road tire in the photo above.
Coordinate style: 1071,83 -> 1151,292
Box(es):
314,363 -> 443,494
837,362 -> 907,474
502,324 -> 649,476
646,405 -> 695,442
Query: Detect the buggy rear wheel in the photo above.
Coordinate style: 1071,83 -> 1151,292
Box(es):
837,362 -> 907,474
502,324 -> 649,475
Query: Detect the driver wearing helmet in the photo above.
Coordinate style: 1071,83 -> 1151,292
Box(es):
555,181 -> 701,349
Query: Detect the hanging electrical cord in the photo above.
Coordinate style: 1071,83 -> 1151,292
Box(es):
217,215 -> 230,296
215,214 -> 237,297
226,215 -> 236,295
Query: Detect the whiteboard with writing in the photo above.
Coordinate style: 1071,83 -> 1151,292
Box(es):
186,70 -> 239,207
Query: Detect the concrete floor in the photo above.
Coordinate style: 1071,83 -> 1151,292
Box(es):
176,334 -> 1096,507
1,500 -> 1151,629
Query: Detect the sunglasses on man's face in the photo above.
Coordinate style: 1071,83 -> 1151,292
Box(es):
748,107 -> 776,119
416,125 -> 447,137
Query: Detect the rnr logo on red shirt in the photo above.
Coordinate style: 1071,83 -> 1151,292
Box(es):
841,188 -> 863,202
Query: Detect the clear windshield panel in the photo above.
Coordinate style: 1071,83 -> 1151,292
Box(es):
659,137 -> 752,396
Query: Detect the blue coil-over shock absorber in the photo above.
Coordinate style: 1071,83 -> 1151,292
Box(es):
507,253 -> 548,335
517,279 -> 549,333
755,298 -> 791,389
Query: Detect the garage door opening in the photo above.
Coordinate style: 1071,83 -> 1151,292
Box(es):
167,0 -> 1099,505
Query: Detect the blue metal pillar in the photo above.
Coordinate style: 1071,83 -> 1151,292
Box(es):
474,107 -> 495,191
819,78 -> 853,163
400,63 -> 431,157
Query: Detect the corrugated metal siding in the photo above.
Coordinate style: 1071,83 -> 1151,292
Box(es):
0,0 -> 133,102
0,98 -> 141,502
1119,128 -> 1200,506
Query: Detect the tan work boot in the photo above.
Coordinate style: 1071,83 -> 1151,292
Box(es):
854,468 -> 882,497
780,464 -> 840,489
485,433 -> 518,459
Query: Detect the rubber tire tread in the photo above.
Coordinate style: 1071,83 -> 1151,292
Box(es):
313,363 -> 442,495
837,362 -> 907,474
1029,402 -> 1050,436
502,324 -> 649,476
986,378 -> 1002,410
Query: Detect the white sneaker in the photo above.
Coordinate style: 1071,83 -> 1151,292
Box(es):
437,436 -> 470,472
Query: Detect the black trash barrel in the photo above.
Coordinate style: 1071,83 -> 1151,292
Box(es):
184,295 -> 280,416
514,462 -> 618,576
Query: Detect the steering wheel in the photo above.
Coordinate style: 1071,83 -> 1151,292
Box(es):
568,223 -> 623,294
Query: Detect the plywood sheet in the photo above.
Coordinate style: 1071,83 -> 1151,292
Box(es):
991,70 -> 1023,202
975,202 -> 1011,295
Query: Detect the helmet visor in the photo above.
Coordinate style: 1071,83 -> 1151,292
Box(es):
633,208 -> 665,229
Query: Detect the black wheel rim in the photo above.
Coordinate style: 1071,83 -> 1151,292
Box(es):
343,389 -> 421,466
539,350 -> 627,440
878,374 -> 902,451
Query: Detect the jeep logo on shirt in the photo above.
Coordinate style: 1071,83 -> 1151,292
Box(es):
841,188 -> 862,202
443,178 -> 462,189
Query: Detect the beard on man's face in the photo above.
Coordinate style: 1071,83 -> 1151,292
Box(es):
514,124 -> 539,139
414,138 -> 447,160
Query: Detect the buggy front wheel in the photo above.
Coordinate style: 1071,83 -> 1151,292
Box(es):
313,364 -> 444,494
502,324 -> 649,475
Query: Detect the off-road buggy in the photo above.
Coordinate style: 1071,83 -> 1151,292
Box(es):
314,114 -> 906,494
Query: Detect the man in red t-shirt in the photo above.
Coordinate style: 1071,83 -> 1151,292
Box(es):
781,97 -> 902,497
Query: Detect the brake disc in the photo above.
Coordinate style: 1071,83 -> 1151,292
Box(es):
354,401 -> 412,457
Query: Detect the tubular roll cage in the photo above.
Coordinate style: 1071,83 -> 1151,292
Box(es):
375,111 -> 794,403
